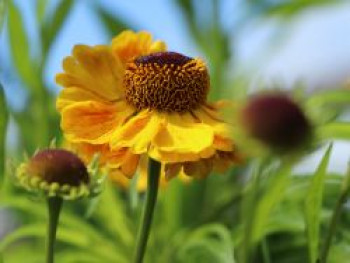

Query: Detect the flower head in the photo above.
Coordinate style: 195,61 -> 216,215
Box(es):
241,92 -> 311,153
16,149 -> 103,200
56,30 -> 240,180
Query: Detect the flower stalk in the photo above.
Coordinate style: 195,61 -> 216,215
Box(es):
133,158 -> 161,263
46,196 -> 63,263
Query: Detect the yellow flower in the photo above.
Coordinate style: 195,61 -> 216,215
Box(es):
56,30 -> 240,180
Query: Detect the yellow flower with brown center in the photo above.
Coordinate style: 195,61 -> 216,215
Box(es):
56,30 -> 240,180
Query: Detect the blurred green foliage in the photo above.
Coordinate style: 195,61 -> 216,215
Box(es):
0,82 -> 7,186
0,0 -> 350,262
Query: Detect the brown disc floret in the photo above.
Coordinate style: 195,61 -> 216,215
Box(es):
124,51 -> 209,113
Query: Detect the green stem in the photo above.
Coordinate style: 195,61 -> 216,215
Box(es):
46,197 -> 63,263
133,158 -> 161,263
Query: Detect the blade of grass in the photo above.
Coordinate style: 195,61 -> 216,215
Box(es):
252,161 -> 293,243
36,0 -> 48,24
319,165 -> 350,263
239,159 -> 265,263
178,224 -> 235,263
0,0 -> 6,32
97,6 -> 130,37
0,224 -> 125,262
0,82 -> 8,187
41,0 -> 74,56
93,182 -> 134,246
8,1 -> 40,91
305,144 -> 332,263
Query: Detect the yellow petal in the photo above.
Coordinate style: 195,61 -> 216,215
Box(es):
120,152 -> 140,178
110,111 -> 162,154
109,155 -> 168,191
213,136 -> 234,151
56,86 -> 108,112
149,113 -> 215,162
194,107 -> 232,138
111,30 -> 167,63
150,40 -> 167,53
61,101 -> 133,144
56,45 -> 124,101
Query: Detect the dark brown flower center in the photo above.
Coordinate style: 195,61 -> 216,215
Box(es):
124,51 -> 209,113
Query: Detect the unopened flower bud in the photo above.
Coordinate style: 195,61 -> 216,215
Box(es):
241,93 -> 311,153
27,149 -> 89,186
16,149 -> 102,200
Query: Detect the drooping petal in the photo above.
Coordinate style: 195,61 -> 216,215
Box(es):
120,151 -> 140,178
110,110 -> 162,154
149,113 -> 215,162
183,159 -> 213,179
194,106 -> 234,151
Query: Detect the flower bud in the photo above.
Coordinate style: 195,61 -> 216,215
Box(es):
241,93 -> 311,153
16,149 -> 102,200
27,149 -> 89,186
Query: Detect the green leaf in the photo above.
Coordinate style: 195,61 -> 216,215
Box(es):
93,182 -> 134,246
57,251 -> 122,263
263,0 -> 344,18
317,122 -> 350,140
0,82 -> 8,187
36,0 -> 48,24
0,224 -> 45,251
305,144 -> 332,263
0,223 -> 126,262
97,6 -> 130,37
163,178 -> 184,235
177,224 -> 235,263
41,0 -> 74,55
8,1 -> 40,90
0,0 -> 6,32
252,162 -> 293,242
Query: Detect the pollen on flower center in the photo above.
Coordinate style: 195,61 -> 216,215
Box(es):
124,51 -> 209,113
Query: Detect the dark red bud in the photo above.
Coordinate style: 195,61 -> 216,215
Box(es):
27,149 -> 89,186
242,93 -> 311,153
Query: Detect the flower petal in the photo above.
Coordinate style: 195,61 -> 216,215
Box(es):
111,31 -> 167,63
56,86 -> 108,112
183,160 -> 213,179
110,111 -> 162,154
149,113 -> 215,162
120,151 -> 140,178
61,101 -> 133,144
194,107 -> 234,151
56,45 -> 124,101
